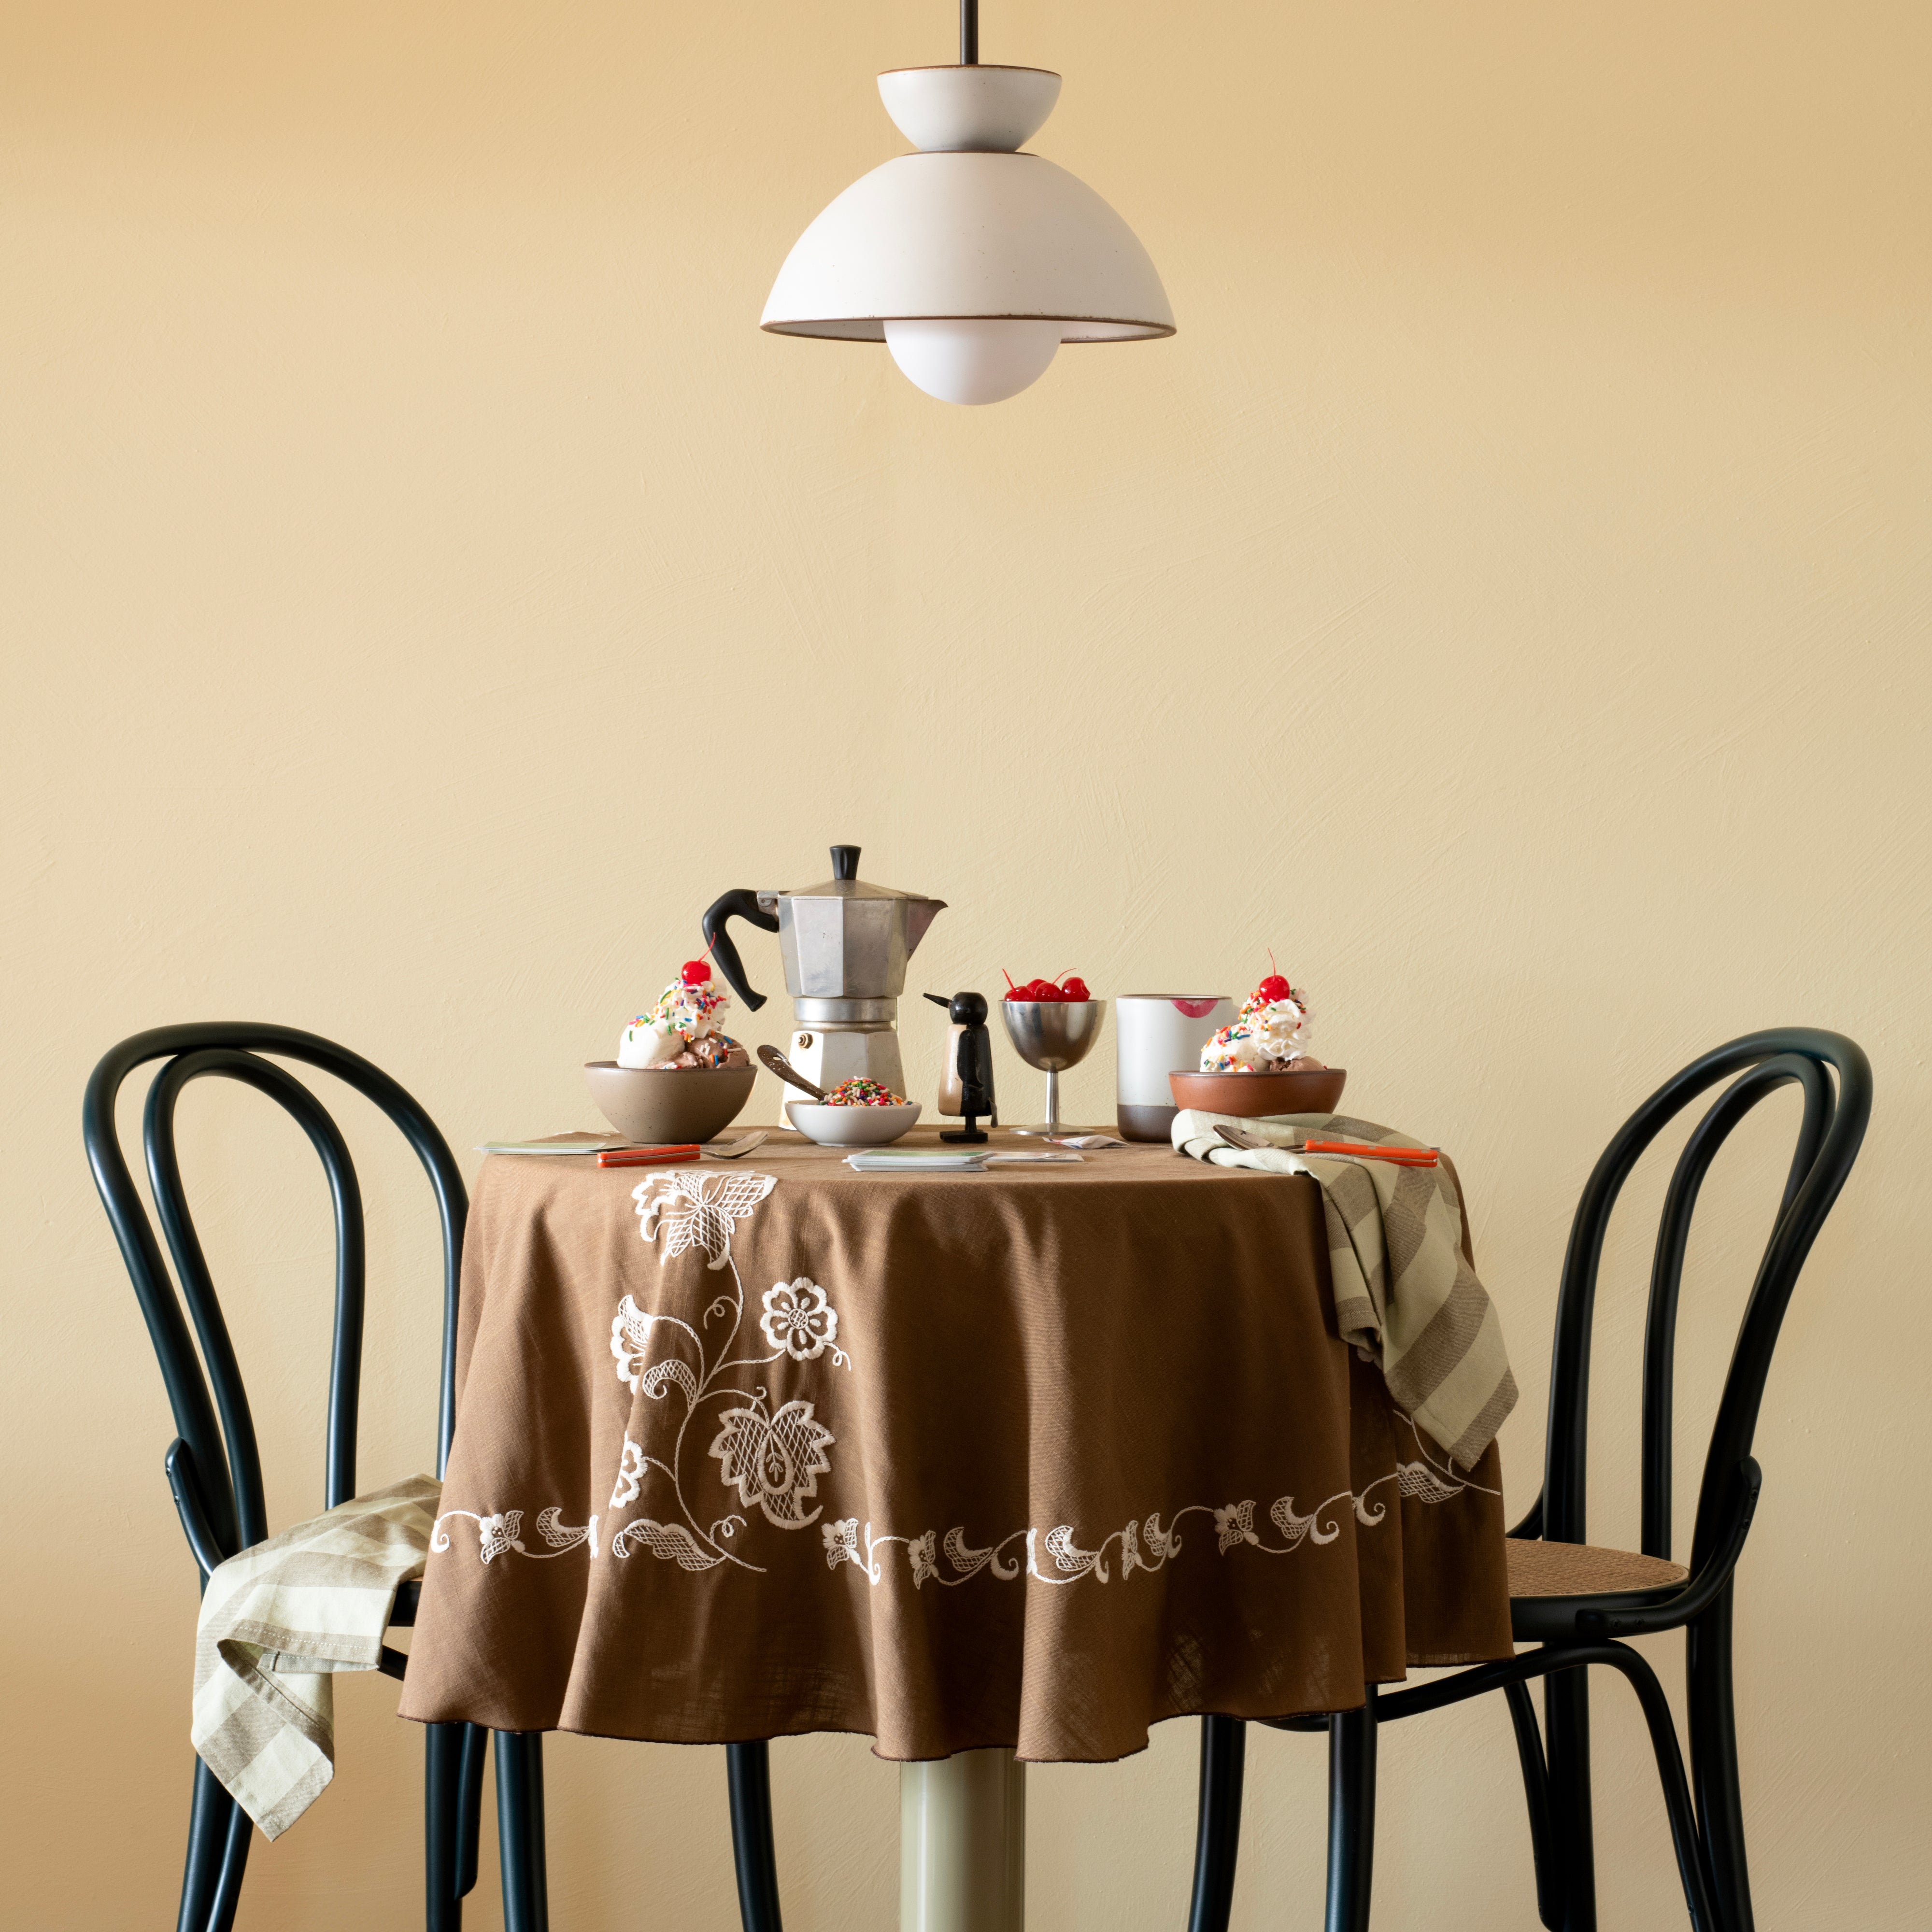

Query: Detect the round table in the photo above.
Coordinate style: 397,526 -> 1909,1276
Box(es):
400,1126 -> 1512,1928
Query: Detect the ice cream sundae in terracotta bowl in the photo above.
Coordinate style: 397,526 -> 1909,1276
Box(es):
1166,969 -> 1346,1118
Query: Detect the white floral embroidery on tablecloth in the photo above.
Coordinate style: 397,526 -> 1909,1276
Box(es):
610,1436 -> 646,1510
637,1169 -> 778,1270
1215,1500 -> 1259,1552
761,1279 -> 841,1362
435,1172 -> 1499,1597
437,1171 -> 859,1575
814,1415 -> 1496,1591
432,1506 -> 600,1565
711,1399 -> 836,1526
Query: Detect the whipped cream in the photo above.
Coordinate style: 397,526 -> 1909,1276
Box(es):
1241,993 -> 1310,1064
1200,984 -> 1314,1073
617,974 -> 730,1068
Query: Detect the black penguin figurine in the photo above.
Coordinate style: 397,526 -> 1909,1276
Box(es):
926,991 -> 995,1143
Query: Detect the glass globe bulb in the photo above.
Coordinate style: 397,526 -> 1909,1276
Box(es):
883,318 -> 1062,405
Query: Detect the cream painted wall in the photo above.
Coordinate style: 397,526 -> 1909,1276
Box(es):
4,2 -> 1928,1926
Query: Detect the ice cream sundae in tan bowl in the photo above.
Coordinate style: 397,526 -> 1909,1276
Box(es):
586,960 -> 755,1143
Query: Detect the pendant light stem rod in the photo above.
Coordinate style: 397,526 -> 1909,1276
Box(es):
960,0 -> 979,65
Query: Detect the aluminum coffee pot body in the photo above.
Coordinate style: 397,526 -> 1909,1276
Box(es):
702,845 -> 947,1009
702,846 -> 945,1121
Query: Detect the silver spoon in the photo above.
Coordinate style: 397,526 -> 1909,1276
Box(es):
757,1044 -> 828,1102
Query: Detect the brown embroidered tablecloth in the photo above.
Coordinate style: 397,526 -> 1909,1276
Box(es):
398,1129 -> 1511,1761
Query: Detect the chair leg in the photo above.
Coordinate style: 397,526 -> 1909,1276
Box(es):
177,1760 -> 234,1932
458,1723 -> 488,1898
426,1722 -> 465,1931
1688,1590 -> 1753,1932
1324,1688 -> 1378,1932
494,1731 -> 550,1932
727,1740 -> 784,1932
204,1788 -> 251,1932
1504,1679 -> 1564,1932
1186,1716 -> 1246,1932
1544,1664 -> 1596,1931
528,1735 -> 549,1924
1589,1648 -> 1719,1932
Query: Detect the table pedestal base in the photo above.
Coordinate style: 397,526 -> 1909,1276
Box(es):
899,1748 -> 1025,1932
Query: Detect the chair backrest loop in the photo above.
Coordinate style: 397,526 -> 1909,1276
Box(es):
85,1023 -> 468,1567
1639,1053 -> 1831,1558
1540,1027 -> 1869,1587
144,1048 -> 369,1539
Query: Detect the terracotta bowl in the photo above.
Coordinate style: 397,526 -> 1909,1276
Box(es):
1167,1067 -> 1348,1119
584,1063 -> 755,1144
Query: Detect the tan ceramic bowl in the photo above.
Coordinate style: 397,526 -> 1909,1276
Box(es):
1167,1067 -> 1348,1118
583,1063 -> 755,1144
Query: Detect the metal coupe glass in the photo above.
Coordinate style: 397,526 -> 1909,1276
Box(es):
999,998 -> 1108,1136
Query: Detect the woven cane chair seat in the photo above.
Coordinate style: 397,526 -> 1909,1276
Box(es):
1507,1537 -> 1689,1601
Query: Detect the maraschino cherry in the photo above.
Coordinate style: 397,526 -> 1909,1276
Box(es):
1001,970 -> 1090,1002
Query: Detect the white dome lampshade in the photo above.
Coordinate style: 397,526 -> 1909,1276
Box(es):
763,53 -> 1174,406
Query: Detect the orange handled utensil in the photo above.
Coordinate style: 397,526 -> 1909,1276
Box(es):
1302,1139 -> 1438,1166
597,1144 -> 702,1168
1214,1123 -> 1439,1167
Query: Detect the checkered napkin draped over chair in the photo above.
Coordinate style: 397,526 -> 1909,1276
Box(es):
191,1475 -> 440,1839
1172,1111 -> 1517,1470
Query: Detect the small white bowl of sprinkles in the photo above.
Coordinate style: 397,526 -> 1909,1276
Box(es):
786,1078 -> 922,1147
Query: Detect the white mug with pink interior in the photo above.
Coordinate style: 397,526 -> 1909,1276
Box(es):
1115,994 -> 1236,1141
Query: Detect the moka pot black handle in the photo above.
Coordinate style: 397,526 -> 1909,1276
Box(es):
700,890 -> 780,1011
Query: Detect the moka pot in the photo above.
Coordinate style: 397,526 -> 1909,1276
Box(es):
702,845 -> 946,1122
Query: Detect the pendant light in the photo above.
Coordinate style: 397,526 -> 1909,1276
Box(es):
762,0 -> 1174,406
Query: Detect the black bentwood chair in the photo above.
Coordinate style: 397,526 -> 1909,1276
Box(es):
85,1023 -> 552,1932
1182,1027 -> 1871,1932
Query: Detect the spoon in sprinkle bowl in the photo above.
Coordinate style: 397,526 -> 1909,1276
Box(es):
757,1044 -> 829,1103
